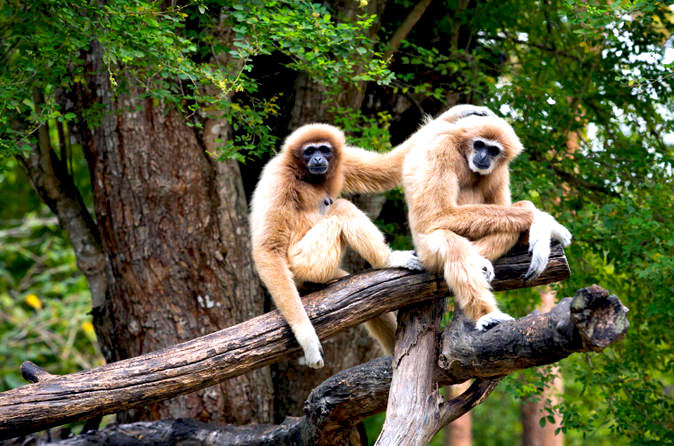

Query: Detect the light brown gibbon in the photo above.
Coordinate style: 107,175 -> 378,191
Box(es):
402,107 -> 572,330
250,123 -> 424,369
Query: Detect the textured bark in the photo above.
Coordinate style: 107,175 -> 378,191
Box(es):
521,288 -> 564,446
71,40 -> 272,425
1,285 -> 627,444
0,243 -> 569,440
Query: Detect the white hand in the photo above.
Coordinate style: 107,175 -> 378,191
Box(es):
525,210 -> 553,280
388,250 -> 425,271
480,256 -> 495,282
294,324 -> 324,369
551,220 -> 572,247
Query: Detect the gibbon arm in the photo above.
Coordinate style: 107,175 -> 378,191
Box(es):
253,249 -> 310,332
341,143 -> 411,193
431,203 -> 535,240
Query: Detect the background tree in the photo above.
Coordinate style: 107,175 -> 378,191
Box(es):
0,0 -> 672,445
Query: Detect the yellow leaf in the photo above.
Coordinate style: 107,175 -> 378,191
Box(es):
25,294 -> 42,310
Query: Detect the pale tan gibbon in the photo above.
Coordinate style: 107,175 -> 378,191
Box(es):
250,123 -> 424,369
401,106 -> 572,330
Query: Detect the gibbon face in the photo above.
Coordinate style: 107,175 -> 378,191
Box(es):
467,138 -> 504,175
283,124 -> 344,185
457,116 -> 524,176
301,141 -> 333,175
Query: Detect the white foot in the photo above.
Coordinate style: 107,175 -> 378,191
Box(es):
480,256 -> 495,282
294,324 -> 324,369
387,250 -> 425,271
475,310 -> 514,331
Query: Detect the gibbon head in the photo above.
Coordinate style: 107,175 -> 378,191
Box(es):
282,124 -> 345,184
438,104 -> 497,124
456,115 -> 524,176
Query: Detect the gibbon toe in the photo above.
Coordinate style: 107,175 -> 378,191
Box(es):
475,310 -> 514,331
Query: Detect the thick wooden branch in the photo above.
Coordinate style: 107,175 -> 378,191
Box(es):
40,284 -> 627,446
438,285 -> 630,381
384,0 -> 434,60
0,243 -> 568,440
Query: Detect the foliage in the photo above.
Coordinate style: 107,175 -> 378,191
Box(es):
0,0 -> 391,162
1,0 -> 673,443
0,210 -> 103,392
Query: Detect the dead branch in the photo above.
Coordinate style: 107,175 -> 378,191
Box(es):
0,242 -> 568,440
32,284 -> 627,446
374,284 -> 628,446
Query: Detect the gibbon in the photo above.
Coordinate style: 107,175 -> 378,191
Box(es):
401,106 -> 572,330
250,123 -> 423,369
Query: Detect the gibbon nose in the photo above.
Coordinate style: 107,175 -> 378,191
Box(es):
474,153 -> 490,169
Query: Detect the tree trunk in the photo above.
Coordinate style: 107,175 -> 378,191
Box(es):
444,382 -> 473,446
521,288 -> 564,446
73,41 -> 273,424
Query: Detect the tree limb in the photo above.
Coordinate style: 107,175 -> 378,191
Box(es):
16,91 -> 107,309
384,0 -> 434,60
31,284 -> 627,446
0,243 -> 568,440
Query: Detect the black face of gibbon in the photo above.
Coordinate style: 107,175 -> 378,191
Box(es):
470,138 -> 502,172
302,143 -> 334,176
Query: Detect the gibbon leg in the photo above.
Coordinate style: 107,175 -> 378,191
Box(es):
364,312 -> 397,355
416,229 -> 497,321
472,231 -> 522,261
325,199 -> 423,270
289,199 -> 410,354
288,198 -> 399,284
288,215 -> 347,284
326,199 -> 392,267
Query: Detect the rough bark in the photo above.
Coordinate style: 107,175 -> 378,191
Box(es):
2,285 -> 628,445
0,243 -> 569,440
521,288 -> 564,446
70,39 -> 272,424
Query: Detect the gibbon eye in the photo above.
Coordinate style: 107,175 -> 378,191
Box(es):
487,145 -> 501,157
317,145 -> 332,156
304,145 -> 316,156
474,140 -> 486,149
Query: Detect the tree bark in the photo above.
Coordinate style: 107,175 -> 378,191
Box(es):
11,285 -> 626,446
521,288 -> 564,446
69,39 -> 273,424
444,382 -> 473,446
0,243 -> 571,440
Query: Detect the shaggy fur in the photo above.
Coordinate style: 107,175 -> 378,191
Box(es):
250,124 -> 419,368
401,107 -> 571,327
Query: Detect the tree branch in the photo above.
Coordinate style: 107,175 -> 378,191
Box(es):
0,242 -> 568,440
32,284 -> 627,446
384,0 -> 433,60
17,92 -> 107,309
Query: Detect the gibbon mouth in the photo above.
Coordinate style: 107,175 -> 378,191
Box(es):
309,165 -> 329,175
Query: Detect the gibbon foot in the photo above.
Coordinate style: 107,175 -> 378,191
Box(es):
294,325 -> 324,369
475,310 -> 515,331
481,257 -> 495,282
387,250 -> 425,271
525,210 -> 573,280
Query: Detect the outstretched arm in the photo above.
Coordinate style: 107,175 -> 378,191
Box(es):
341,141 -> 413,193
